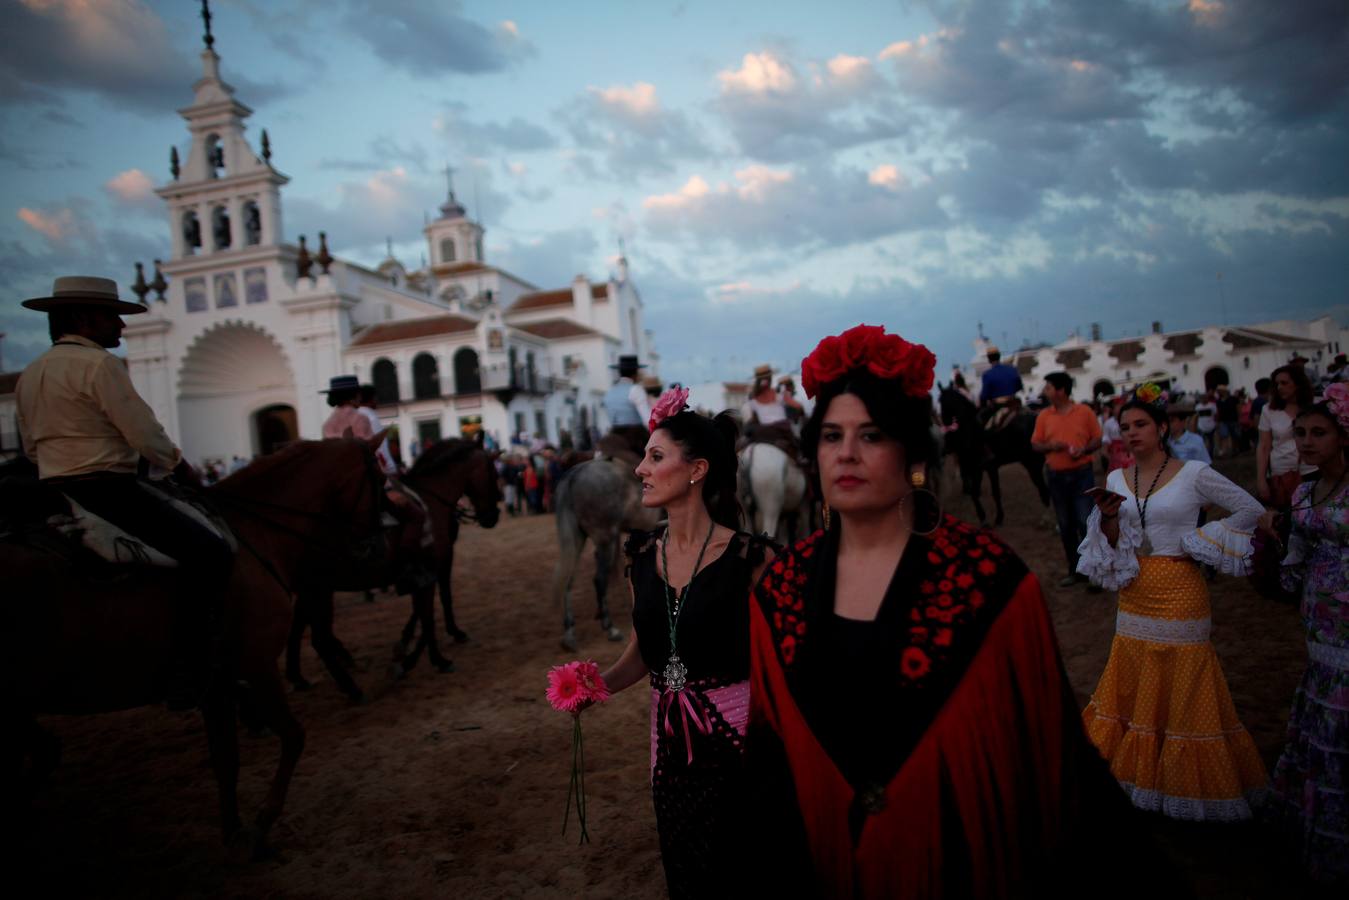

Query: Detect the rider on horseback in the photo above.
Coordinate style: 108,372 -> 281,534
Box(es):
979,345 -> 1024,432
598,354 -> 652,463
740,364 -> 801,459
15,275 -> 233,708
320,375 -> 433,594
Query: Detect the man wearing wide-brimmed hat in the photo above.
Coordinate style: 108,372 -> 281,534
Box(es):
16,275 -> 232,706
598,354 -> 652,461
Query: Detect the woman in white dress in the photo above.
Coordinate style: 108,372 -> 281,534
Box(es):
1077,385 -> 1268,820
1257,364 -> 1317,508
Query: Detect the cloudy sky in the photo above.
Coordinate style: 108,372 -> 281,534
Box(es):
2,0 -> 1346,383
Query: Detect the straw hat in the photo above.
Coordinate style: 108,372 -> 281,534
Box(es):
22,275 -> 147,314
753,364 -> 774,379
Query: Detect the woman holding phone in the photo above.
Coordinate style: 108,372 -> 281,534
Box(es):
1076,384 -> 1268,820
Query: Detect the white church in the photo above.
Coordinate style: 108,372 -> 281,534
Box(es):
114,33 -> 656,466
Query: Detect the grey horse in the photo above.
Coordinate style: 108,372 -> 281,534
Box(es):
551,456 -> 662,651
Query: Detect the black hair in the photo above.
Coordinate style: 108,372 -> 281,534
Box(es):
655,410 -> 742,531
1254,377 -> 1272,394
1044,371 -> 1074,393
1295,401 -> 1348,438
1119,399 -> 1170,456
618,364 -> 639,379
326,388 -> 359,408
987,350 -> 1001,363
1270,365 -> 1314,410
800,370 -> 936,493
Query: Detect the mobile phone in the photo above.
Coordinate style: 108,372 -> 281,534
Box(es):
1084,487 -> 1125,502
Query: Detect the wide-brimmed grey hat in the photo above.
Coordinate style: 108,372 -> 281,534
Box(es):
22,276 -> 148,314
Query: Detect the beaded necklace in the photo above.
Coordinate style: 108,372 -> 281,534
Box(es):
1132,456 -> 1172,556
659,520 -> 717,693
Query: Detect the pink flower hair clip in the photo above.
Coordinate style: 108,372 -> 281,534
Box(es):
1323,382 -> 1349,431
649,385 -> 690,431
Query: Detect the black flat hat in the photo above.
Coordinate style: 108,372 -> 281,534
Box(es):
610,354 -> 646,370
320,374 -> 361,394
22,275 -> 147,315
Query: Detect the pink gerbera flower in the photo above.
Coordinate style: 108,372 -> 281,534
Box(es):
574,660 -> 611,704
547,664 -> 584,713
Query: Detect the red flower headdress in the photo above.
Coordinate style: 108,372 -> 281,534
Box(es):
800,324 -> 936,399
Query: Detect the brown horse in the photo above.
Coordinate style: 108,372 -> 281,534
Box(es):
284,437 -> 501,695
5,439 -> 385,854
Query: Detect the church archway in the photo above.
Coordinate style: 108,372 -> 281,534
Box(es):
1203,366 -> 1229,391
177,321 -> 296,464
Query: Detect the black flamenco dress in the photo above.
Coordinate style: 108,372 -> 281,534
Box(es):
626,529 -> 770,899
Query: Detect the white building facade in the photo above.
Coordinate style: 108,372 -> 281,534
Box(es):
117,40 -> 656,466
968,317 -> 1346,402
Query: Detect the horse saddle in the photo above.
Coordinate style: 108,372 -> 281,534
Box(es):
1,477 -> 236,569
982,400 -> 1020,434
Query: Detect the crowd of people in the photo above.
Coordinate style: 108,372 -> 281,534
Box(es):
10,270 -> 1346,895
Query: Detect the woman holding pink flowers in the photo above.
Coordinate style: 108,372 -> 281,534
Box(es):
747,325 -> 1138,898
590,388 -> 771,898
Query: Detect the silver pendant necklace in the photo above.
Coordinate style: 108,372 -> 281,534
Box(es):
660,520 -> 717,693
1133,457 -> 1171,556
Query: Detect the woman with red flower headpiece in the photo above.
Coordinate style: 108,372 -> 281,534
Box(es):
746,324 -> 1149,898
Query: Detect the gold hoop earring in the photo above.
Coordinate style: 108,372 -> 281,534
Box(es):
821,501 -> 831,532
903,468 -> 942,537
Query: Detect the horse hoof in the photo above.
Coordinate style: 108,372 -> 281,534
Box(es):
605,627 -> 624,642
448,628 -> 471,644
435,660 -> 456,674
561,634 -> 579,653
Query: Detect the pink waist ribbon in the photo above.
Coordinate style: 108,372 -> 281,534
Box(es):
649,680 -> 749,774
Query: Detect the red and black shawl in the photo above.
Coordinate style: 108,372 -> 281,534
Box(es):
747,517 -> 1144,899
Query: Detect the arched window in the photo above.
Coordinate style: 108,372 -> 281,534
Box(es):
526,351 -> 538,392
453,347 -> 481,394
182,210 -> 202,254
440,238 -> 456,263
372,358 -> 399,405
205,134 -> 225,178
508,347 -> 520,388
242,201 -> 261,245
211,205 -> 231,251
1091,379 -> 1114,398
413,353 -> 440,399
1203,366 -> 1229,391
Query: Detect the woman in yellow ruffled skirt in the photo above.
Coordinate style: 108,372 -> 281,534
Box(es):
1078,388 -> 1268,820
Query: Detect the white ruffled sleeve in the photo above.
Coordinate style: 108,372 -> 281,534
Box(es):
1179,463 -> 1262,576
1076,506 -> 1142,590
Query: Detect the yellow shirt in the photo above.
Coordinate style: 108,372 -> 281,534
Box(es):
16,334 -> 182,479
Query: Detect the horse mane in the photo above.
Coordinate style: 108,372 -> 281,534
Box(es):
408,438 -> 480,477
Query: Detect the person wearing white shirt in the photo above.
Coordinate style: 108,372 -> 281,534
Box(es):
1078,389 -> 1267,821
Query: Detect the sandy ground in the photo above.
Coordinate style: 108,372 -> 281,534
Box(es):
22,454 -> 1311,898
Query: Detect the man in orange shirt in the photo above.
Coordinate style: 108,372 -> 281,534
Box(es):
1031,371 -> 1102,587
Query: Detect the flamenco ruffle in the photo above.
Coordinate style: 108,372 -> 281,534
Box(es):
1271,655 -> 1349,884
1076,508 -> 1143,591
1180,520 -> 1254,576
1083,634 -> 1268,822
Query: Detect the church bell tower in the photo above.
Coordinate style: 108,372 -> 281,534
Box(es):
156,4 -> 288,262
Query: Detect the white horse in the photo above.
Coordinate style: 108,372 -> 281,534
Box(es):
738,443 -> 809,543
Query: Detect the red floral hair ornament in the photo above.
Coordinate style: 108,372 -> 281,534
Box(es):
800,323 -> 936,399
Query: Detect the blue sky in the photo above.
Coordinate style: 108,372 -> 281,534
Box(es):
2,0 -> 1346,383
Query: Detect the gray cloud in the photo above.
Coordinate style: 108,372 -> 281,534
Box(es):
341,0 -> 534,78
557,83 -> 712,179
490,228 -> 601,288
643,161 -> 948,251
436,103 -> 558,155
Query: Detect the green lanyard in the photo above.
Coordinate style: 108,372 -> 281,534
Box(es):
659,520 -> 716,691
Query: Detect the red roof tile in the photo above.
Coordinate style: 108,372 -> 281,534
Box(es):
348,314 -> 478,347
510,288 -> 573,311
513,319 -> 600,340
591,283 -> 609,300
432,260 -> 496,276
